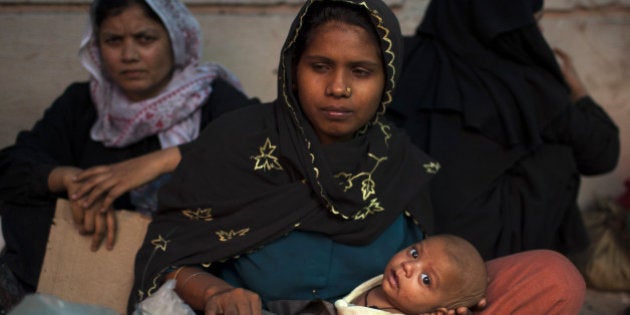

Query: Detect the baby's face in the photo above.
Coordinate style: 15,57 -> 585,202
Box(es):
381,239 -> 457,313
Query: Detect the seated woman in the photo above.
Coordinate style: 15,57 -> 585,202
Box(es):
0,0 -> 255,310
128,0 -> 585,314
388,0 -> 620,260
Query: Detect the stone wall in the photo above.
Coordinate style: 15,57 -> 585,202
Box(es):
0,0 -> 628,206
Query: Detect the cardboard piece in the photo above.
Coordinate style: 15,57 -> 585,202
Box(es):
37,199 -> 150,315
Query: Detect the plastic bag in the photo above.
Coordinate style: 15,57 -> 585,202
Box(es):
8,294 -> 118,315
133,279 -> 195,315
578,197 -> 630,291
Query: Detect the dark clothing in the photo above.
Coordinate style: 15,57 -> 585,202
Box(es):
0,79 -> 254,289
129,0 -> 437,312
388,0 -> 620,259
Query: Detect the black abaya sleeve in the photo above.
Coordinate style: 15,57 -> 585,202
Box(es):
543,96 -> 620,176
0,83 -> 94,207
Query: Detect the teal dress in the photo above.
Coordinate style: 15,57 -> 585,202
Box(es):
218,215 -> 423,303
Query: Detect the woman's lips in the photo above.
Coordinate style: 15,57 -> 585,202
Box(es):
321,106 -> 352,120
121,70 -> 145,78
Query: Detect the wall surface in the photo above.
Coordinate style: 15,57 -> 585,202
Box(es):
0,0 -> 628,207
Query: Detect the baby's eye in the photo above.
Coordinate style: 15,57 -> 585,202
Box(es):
409,248 -> 418,258
421,273 -> 431,285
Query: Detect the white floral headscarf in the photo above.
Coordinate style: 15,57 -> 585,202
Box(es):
79,0 -> 243,149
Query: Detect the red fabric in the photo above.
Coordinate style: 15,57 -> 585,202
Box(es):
617,178 -> 630,210
477,250 -> 585,315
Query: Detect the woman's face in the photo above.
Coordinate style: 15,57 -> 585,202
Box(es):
296,20 -> 384,145
98,4 -> 173,102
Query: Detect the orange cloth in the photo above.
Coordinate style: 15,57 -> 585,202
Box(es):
478,250 -> 585,314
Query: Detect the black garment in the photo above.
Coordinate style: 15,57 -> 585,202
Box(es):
388,0 -> 620,259
0,79 -> 254,290
129,0 -> 437,312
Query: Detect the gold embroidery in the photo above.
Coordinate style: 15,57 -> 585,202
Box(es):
329,204 -> 350,220
151,235 -> 169,252
333,153 -> 388,220
361,178 -> 376,200
182,208 -> 213,221
404,210 -> 420,225
375,119 -> 392,146
423,161 -> 441,174
252,138 -> 283,171
216,228 -> 250,242
353,198 -> 385,220
334,153 -> 387,201
146,274 -> 162,297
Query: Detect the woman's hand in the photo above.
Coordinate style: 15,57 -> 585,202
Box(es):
49,166 -> 87,229
71,147 -> 182,212
83,207 -> 116,251
452,298 -> 487,315
48,166 -> 117,250
423,298 -> 486,315
168,267 -> 263,315
554,47 -> 588,102
204,287 -> 262,315
421,308 -> 467,315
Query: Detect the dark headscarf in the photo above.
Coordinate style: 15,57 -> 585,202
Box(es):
129,0 -> 437,310
391,0 -> 569,149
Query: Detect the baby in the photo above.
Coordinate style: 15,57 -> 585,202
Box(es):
335,235 -> 487,315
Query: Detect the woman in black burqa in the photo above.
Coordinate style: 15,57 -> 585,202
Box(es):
388,0 -> 620,260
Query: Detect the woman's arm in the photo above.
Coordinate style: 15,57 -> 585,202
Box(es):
554,48 -> 587,102
71,146 -> 182,212
167,266 -> 262,315
0,83 -> 91,205
545,49 -> 620,175
71,78 -> 258,212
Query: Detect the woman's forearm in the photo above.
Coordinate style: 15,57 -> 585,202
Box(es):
152,146 -> 182,175
168,266 -> 234,311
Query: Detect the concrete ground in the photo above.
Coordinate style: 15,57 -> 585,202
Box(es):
580,289 -> 630,315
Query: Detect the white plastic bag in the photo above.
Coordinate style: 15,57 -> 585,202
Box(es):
133,279 -> 195,315
9,294 -> 118,315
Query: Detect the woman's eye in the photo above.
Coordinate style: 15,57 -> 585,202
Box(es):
312,63 -> 329,73
421,273 -> 431,285
409,248 -> 418,258
103,37 -> 122,45
352,68 -> 371,77
137,35 -> 157,44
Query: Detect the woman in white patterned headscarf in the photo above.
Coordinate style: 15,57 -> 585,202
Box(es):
81,0 -> 243,149
0,0 -> 255,306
